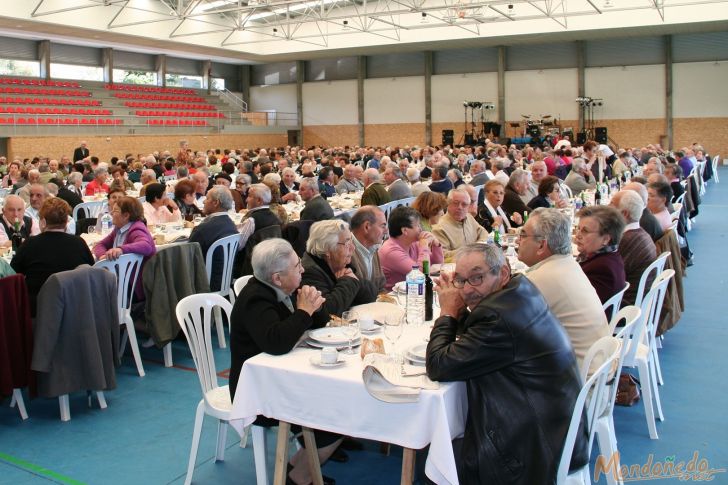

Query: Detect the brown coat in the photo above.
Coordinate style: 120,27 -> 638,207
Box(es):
655,229 -> 685,336
350,242 -> 386,301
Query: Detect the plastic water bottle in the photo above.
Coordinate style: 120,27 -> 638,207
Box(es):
405,265 -> 425,326
99,209 -> 113,236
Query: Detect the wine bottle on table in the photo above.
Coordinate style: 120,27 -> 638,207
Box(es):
423,259 -> 433,322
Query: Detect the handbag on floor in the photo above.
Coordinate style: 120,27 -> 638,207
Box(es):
615,373 -> 640,406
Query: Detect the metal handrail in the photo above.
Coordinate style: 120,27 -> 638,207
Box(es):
215,88 -> 248,113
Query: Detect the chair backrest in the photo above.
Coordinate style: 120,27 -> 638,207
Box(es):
378,201 -> 396,221
205,233 -> 240,295
394,196 -> 416,209
233,275 -> 254,297
643,269 -> 675,346
72,201 -> 106,221
604,308 -> 641,417
712,155 -> 720,174
602,282 -> 629,322
176,293 -> 233,396
281,219 -> 314,257
560,181 -> 573,199
557,339 -> 620,484
634,251 -> 669,308
238,224 -> 282,277
94,253 -> 144,313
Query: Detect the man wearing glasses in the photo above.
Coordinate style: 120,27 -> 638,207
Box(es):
518,207 -> 608,371
426,243 -> 588,484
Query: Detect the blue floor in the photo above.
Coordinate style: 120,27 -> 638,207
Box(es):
2,169 -> 727,485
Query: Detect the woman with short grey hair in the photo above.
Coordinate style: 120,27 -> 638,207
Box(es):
302,219 -> 376,317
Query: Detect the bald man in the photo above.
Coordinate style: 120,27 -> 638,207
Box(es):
0,194 -> 40,248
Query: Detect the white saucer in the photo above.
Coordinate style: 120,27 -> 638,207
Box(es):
309,355 -> 346,368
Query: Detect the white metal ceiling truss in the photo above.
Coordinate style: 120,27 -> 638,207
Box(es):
25,0 -> 728,52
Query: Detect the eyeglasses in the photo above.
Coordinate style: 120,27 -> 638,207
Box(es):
517,232 -> 542,241
452,272 -> 490,288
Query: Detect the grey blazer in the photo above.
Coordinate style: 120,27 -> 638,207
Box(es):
387,179 -> 413,201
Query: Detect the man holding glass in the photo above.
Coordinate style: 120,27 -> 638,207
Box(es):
426,243 -> 587,485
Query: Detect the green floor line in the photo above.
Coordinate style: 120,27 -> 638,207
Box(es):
0,452 -> 87,485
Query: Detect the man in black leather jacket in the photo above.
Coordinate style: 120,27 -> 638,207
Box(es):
426,243 -> 589,485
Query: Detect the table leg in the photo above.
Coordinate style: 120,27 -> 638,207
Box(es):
302,427 -> 324,485
273,421 -> 291,485
401,447 -> 416,485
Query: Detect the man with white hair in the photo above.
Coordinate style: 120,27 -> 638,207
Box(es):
238,184 -> 280,250
138,169 -> 157,197
383,163 -> 412,201
279,167 -> 300,202
517,208 -> 607,370
492,158 -> 510,186
299,178 -> 334,222
610,190 -> 657,306
432,189 -> 489,261
25,183 -> 76,235
526,160 -> 547,202
73,140 -> 89,162
1,194 -> 40,248
406,167 -> 430,197
622,181 -> 663,242
564,157 -> 596,195
469,159 -> 489,187
84,166 -> 110,196
361,168 -> 391,206
335,164 -> 364,194
502,169 -> 531,216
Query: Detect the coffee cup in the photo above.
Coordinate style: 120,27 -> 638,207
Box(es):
359,314 -> 374,330
321,347 -> 338,364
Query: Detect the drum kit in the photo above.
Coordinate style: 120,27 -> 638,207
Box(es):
518,114 -> 560,139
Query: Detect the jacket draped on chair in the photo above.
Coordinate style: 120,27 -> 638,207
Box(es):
655,230 -> 685,336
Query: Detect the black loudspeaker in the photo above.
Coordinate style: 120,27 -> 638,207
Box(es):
464,134 -> 476,145
576,131 -> 587,145
484,122 -> 501,135
500,137 -> 511,147
595,127 -> 608,144
442,129 -> 454,146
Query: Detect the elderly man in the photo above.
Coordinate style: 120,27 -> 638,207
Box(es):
622,182 -> 663,241
383,163 -> 412,201
83,166 -> 110,196
73,140 -> 89,162
468,159 -> 489,187
427,243 -> 588,484
335,164 -> 364,194
138,169 -> 157,196
361,168 -> 391,207
564,157 -> 596,195
429,165 -> 453,194
0,194 -> 40,248
406,167 -> 429,197
518,208 -> 608,369
502,169 -> 531,216
213,173 -> 245,212
527,160 -> 547,202
239,184 -> 280,249
279,167 -> 300,202
349,206 -> 388,298
188,186 -> 239,291
192,170 -> 210,202
25,183 -> 76,235
299,178 -> 334,222
610,190 -> 657,306
432,188 -> 489,261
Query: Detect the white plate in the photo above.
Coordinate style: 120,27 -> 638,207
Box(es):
309,355 -> 346,368
406,343 -> 428,362
305,337 -> 361,349
309,327 -> 355,345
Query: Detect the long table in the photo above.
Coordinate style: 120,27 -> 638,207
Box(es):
229,315 -> 468,485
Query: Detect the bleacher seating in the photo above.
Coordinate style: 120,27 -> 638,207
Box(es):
0,107 -> 111,116
124,101 -> 216,111
0,87 -> 91,97
113,92 -> 205,103
105,84 -> 196,95
0,117 -> 122,125
135,110 -> 224,118
146,119 -> 208,126
0,77 -> 80,88
0,96 -> 101,106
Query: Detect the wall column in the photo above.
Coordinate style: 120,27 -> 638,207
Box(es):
424,51 -> 433,146
202,59 -> 212,93
665,35 -> 673,150
102,48 -> 113,84
240,65 -> 251,107
296,60 -> 304,145
156,55 -> 166,87
357,56 -> 366,146
38,40 -> 50,80
497,46 -> 506,139
576,41 -> 586,134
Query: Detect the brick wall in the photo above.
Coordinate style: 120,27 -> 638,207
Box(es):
303,125 -> 358,147
7,133 -> 289,161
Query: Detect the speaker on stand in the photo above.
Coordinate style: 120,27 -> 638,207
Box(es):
442,129 -> 454,146
595,127 -> 608,144
576,132 -> 587,145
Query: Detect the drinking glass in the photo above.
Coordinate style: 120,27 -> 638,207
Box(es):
193,215 -> 203,226
341,310 -> 358,355
384,314 -> 404,363
87,226 -> 95,235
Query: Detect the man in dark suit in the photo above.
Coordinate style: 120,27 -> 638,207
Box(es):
48,178 -> 82,209
468,160 -> 490,187
429,165 -> 454,194
299,178 -> 334,222
73,141 -> 89,162
188,186 -> 239,291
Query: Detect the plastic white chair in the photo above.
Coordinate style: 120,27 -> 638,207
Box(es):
634,252 -> 669,309
204,233 -> 240,349
602,282 -> 628,323
176,293 -> 268,485
72,200 -> 106,221
560,181 -> 573,199
94,254 -> 145,377
621,270 -> 673,439
233,274 -> 254,297
646,269 -> 675,387
9,389 -> 28,420
711,155 -> 720,183
557,337 -> 620,485
394,196 -> 417,208
378,200 -> 397,221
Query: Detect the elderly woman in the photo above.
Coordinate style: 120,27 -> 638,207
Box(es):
412,191 -> 447,231
84,166 -> 110,196
646,181 -> 673,232
379,206 -> 444,290
575,205 -> 627,304
142,183 -> 182,225
66,171 -> 84,197
301,219 -> 375,317
93,196 -> 156,299
11,198 -> 94,316
664,163 -> 684,203
173,179 -> 203,220
528,175 -> 567,210
2,160 -> 22,188
564,157 -> 596,195
476,179 -> 523,233
447,168 -> 465,189
261,178 -> 289,224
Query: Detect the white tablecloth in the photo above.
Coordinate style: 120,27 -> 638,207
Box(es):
229,321 -> 467,485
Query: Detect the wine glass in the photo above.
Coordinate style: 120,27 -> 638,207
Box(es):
384,314 -> 404,364
87,226 -> 96,235
341,310 -> 358,355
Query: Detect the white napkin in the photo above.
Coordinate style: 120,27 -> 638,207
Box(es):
362,353 -> 438,403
